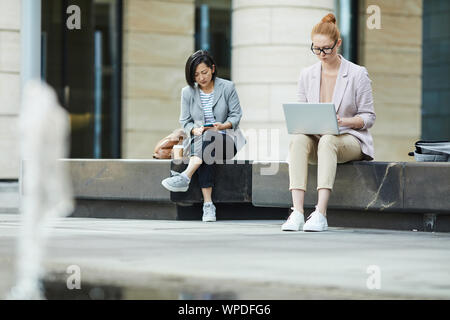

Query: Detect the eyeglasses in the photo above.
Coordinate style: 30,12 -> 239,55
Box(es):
311,40 -> 337,55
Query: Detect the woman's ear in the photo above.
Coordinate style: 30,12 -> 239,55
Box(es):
211,64 -> 216,74
335,39 -> 342,54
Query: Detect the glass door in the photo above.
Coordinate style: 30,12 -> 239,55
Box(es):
41,0 -> 122,158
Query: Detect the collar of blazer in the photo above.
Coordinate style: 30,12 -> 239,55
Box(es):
193,77 -> 225,110
311,54 -> 350,113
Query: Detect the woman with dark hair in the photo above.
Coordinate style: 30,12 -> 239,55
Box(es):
161,50 -> 246,222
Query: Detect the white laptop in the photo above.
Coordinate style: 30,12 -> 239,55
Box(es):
282,103 -> 339,135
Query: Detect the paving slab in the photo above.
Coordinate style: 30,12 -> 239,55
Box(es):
1,214 -> 449,300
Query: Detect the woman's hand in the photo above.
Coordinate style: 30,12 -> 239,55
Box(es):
212,122 -> 224,131
337,115 -> 364,130
195,122 -> 232,134
192,127 -> 205,136
336,115 -> 348,127
212,122 -> 232,131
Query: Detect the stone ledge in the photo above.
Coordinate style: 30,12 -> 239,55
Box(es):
0,181 -> 19,213
17,159 -> 450,232
170,160 -> 253,204
252,161 -> 450,213
40,159 -> 450,214
59,159 -> 172,202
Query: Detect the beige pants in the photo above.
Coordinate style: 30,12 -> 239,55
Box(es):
288,134 -> 363,191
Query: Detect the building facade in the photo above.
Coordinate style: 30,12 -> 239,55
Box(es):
0,0 -> 21,179
0,0 -> 447,180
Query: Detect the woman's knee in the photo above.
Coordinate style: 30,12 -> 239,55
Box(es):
318,134 -> 337,150
290,134 -> 313,150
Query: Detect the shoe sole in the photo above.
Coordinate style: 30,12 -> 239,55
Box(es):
161,180 -> 189,192
303,226 -> 328,232
281,226 -> 302,231
203,218 -> 216,222
281,222 -> 305,231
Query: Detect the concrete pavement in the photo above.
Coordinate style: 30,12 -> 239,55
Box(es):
1,214 -> 449,299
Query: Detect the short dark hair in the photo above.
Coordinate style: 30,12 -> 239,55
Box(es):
185,50 -> 217,88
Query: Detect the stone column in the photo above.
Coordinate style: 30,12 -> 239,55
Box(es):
358,0 -> 422,161
0,0 -> 22,178
122,0 -> 195,159
21,0 -> 41,91
231,0 -> 335,160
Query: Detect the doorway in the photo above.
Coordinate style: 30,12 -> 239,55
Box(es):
41,0 -> 123,158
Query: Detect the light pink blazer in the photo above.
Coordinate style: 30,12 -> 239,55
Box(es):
297,55 -> 376,160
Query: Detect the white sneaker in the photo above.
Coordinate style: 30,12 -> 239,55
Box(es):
281,208 -> 305,231
161,171 -> 190,192
303,207 -> 328,232
202,202 -> 216,222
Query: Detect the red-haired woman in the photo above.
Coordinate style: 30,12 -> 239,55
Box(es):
282,13 -> 376,232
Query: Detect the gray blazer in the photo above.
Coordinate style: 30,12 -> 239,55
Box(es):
179,77 -> 246,157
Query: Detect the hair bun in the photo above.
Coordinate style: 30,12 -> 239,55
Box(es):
321,13 -> 336,24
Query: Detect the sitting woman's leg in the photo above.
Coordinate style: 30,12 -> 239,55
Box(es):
197,132 -> 236,222
302,134 -> 362,232
316,188 -> 331,216
201,187 -> 213,203
316,134 -> 363,215
288,134 -> 318,213
282,134 -> 318,231
197,132 -> 236,190
197,140 -> 216,221
161,135 -> 204,192
182,156 -> 202,179
182,134 -> 205,178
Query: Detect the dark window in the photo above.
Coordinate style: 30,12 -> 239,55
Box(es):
195,0 -> 232,80
41,0 -> 122,158
422,0 -> 450,140
336,0 -> 359,63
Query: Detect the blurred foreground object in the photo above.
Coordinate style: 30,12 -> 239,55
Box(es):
7,81 -> 74,300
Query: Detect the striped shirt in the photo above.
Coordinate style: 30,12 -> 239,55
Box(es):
199,89 -> 216,124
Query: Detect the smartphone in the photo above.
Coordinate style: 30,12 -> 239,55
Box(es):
203,123 -> 214,127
